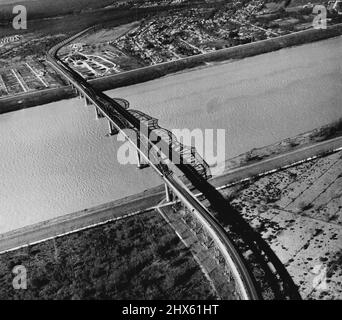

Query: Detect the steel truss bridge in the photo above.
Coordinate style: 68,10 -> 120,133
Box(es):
47,27 -> 301,300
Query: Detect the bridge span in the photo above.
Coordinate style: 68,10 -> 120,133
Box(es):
46,27 -> 301,300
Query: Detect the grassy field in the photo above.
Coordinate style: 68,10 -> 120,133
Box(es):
0,210 -> 216,300
0,0 -> 117,23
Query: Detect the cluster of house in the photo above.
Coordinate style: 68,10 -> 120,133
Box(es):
112,2 -> 271,65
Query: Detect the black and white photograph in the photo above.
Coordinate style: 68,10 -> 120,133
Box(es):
0,0 -> 341,305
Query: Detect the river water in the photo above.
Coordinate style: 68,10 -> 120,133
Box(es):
0,36 -> 341,233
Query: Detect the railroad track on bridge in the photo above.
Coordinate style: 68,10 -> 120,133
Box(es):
46,26 -> 301,300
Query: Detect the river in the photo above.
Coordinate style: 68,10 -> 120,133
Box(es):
0,36 -> 341,233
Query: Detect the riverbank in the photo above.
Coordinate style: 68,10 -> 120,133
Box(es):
93,23 -> 342,92
219,118 -> 342,175
0,184 -> 165,254
1,23 -> 342,115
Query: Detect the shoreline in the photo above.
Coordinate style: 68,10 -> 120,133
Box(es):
219,118 -> 342,175
1,23 -> 342,115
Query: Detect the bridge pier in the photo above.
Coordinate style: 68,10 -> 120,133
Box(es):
108,120 -> 119,136
136,150 -> 149,169
136,133 -> 149,169
85,97 -> 91,107
95,107 -> 104,119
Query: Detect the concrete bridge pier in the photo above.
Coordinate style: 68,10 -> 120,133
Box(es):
136,133 -> 149,169
95,107 -> 104,119
108,121 -> 119,136
84,97 -> 91,107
